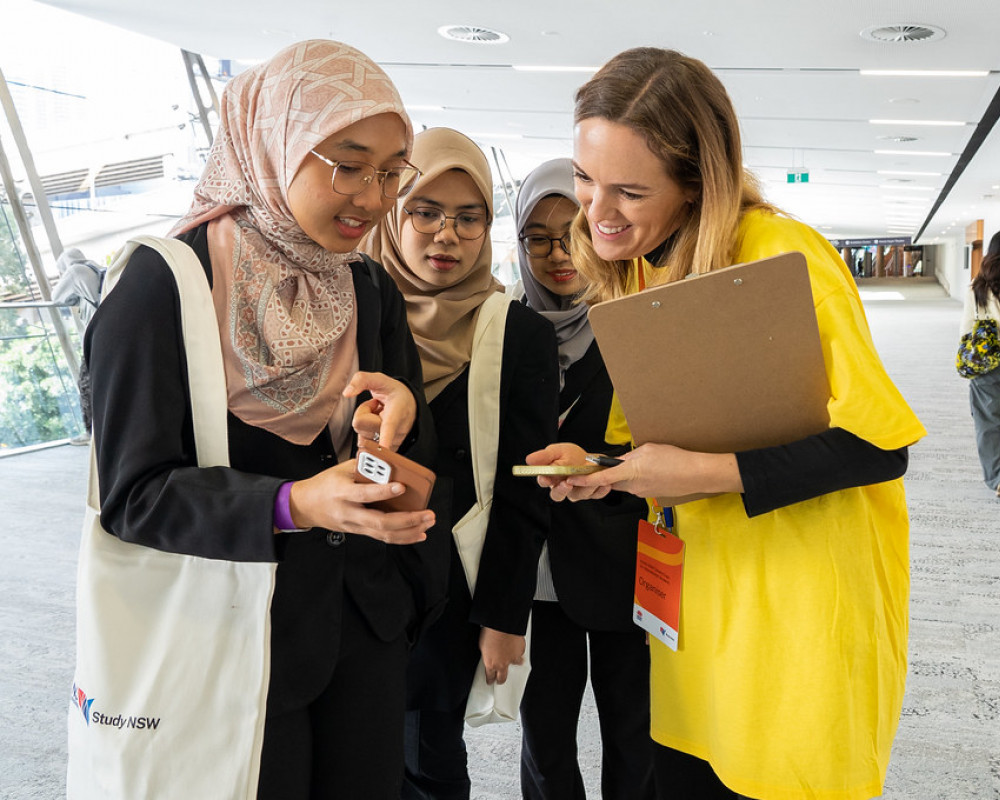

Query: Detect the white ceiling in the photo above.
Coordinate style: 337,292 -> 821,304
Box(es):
38,0 -> 1000,245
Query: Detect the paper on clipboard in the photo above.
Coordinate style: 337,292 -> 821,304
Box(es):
587,251 -> 831,507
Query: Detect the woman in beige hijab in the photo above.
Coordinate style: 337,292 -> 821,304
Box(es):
86,40 -> 447,798
367,127 -> 559,798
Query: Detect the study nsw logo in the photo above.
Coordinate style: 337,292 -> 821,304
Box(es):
71,683 -> 161,730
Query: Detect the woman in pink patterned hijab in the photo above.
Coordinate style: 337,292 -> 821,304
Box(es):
172,38 -> 417,449
87,40 -> 445,798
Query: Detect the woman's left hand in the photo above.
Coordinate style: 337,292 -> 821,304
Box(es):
344,371 -> 417,451
525,443 -> 611,502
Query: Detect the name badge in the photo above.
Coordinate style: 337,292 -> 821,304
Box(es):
633,518 -> 684,651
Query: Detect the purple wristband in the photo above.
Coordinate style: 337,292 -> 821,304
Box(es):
274,481 -> 299,531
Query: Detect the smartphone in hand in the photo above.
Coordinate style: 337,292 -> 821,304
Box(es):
354,443 -> 435,512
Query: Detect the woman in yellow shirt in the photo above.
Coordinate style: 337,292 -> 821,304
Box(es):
528,48 -> 925,800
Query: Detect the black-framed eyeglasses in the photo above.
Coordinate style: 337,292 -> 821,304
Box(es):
309,150 -> 421,199
519,233 -> 572,258
402,206 -> 491,240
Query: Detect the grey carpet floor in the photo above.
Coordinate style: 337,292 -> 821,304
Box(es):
1,280 -> 997,799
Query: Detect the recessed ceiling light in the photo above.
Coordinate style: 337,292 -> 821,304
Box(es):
876,135 -> 920,143
874,149 -> 951,156
512,64 -> 599,72
859,24 -> 946,44
468,132 -> 523,140
861,69 -> 987,77
870,119 -> 966,126
438,25 -> 509,44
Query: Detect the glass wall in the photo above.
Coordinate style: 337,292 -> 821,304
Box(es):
0,202 -> 84,449
0,0 -> 220,452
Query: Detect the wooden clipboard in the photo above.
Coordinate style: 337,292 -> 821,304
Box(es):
587,251 -> 831,506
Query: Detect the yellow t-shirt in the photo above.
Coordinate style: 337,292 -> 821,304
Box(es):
609,210 -> 925,799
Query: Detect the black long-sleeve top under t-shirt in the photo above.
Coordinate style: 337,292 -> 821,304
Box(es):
737,428 -> 908,517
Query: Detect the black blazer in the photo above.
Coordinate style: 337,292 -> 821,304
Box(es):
85,226 -> 449,715
405,300 -> 559,710
546,340 -> 648,632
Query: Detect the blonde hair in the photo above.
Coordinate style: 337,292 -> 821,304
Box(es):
572,47 -> 776,304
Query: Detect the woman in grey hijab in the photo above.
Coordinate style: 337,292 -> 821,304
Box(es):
515,158 -> 656,800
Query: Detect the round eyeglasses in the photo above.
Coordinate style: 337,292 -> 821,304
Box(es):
403,206 -> 490,240
309,150 -> 421,199
519,233 -> 572,258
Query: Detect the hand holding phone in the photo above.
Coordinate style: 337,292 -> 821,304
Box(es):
353,443 -> 435,513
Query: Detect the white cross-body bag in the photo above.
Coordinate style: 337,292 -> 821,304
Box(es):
66,235 -> 275,799
451,290 -> 533,727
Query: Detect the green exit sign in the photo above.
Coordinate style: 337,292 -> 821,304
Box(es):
787,171 -> 810,183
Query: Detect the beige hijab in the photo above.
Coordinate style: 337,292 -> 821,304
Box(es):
170,40 -> 412,444
367,128 -> 502,401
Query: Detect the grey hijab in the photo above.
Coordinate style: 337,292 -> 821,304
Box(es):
515,158 -> 594,387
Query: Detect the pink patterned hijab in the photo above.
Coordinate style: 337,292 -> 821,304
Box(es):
170,40 -> 412,445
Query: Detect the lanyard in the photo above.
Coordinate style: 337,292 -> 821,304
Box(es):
652,502 -> 674,533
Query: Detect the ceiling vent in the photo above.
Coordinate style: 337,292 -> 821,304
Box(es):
860,24 -> 945,44
877,134 -> 920,142
438,25 -> 509,44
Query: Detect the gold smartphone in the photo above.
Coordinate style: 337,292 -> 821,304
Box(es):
511,464 -> 602,477
511,454 -> 623,477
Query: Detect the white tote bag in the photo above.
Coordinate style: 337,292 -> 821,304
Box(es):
451,291 -> 533,727
66,236 -> 276,800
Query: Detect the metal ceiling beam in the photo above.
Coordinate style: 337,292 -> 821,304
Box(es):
915,82 -> 1000,244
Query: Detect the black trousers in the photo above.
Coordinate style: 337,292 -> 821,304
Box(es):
256,594 -> 409,800
400,706 -> 471,800
520,601 -> 656,800
653,744 -> 742,799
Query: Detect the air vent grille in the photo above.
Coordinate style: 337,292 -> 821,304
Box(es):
437,25 -> 509,44
94,155 -> 165,188
860,24 -> 945,44
40,168 -> 89,196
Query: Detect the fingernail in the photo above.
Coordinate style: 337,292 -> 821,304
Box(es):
391,483 -> 403,494
422,514 -> 435,525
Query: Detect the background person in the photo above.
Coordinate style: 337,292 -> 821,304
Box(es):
527,47 -> 925,800
52,246 -> 105,438
85,40 -> 446,799
513,158 -> 654,800
960,230 -> 1000,494
366,127 -> 558,800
